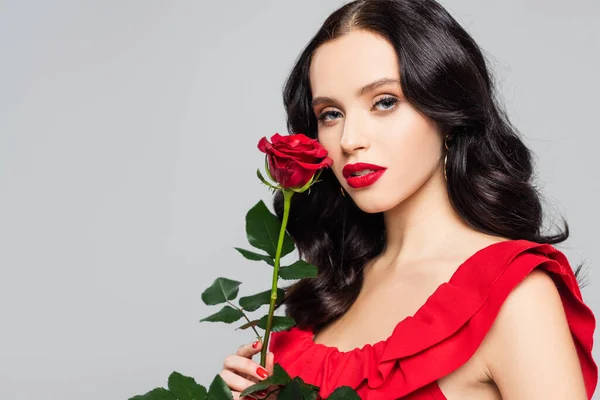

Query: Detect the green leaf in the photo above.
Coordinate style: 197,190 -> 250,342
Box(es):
239,288 -> 286,312
279,260 -> 318,280
128,388 -> 177,400
297,378 -> 320,400
167,371 -> 207,400
307,383 -> 320,391
326,386 -> 361,399
257,315 -> 296,332
240,363 -> 291,397
245,200 -> 295,258
199,306 -> 244,324
201,278 -> 242,306
277,378 -> 303,400
206,374 -> 233,400
233,247 -> 274,266
276,376 -> 319,400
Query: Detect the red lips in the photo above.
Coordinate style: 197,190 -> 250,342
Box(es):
342,162 -> 386,178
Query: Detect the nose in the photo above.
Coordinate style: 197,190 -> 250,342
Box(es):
340,113 -> 369,154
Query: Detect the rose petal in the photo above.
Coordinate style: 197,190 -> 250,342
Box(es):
257,133 -> 332,188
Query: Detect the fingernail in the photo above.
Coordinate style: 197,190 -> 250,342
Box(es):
252,340 -> 260,348
257,390 -> 267,396
256,366 -> 268,379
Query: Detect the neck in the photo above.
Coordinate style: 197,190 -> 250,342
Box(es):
380,169 -> 475,267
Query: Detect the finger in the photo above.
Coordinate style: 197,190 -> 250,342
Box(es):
232,391 -> 260,400
232,390 -> 257,400
231,391 -> 258,400
223,355 -> 271,383
219,369 -> 257,393
236,339 -> 263,359
266,352 -> 274,375
231,386 -> 264,400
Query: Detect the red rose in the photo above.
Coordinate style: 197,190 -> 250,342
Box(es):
257,133 -> 333,189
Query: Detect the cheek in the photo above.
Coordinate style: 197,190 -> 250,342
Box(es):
318,132 -> 343,171
385,116 -> 442,179
398,133 -> 440,169
388,110 -> 442,163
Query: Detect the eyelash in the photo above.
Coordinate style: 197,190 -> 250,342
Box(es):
316,96 -> 399,125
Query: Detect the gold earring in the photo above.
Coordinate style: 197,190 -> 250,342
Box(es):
444,133 -> 452,151
444,153 -> 448,181
340,186 -> 346,197
444,133 -> 452,181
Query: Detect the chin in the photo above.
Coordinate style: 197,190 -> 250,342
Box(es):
350,192 -> 402,214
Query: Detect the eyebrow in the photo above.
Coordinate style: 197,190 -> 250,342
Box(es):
311,77 -> 401,108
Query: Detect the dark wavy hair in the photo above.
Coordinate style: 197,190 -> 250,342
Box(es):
271,0 -> 583,332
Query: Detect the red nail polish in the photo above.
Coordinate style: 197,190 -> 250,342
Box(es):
257,389 -> 267,396
256,366 -> 268,379
252,340 -> 259,348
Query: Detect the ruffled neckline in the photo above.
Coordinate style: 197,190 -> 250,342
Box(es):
268,239 -> 595,399
295,239 -> 516,356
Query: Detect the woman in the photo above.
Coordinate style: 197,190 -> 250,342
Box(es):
219,0 -> 597,398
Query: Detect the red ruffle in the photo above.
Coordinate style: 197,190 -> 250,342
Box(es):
269,240 -> 597,399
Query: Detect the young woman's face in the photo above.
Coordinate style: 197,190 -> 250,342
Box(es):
309,29 -> 444,213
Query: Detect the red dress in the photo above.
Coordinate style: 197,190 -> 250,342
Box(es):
269,240 -> 597,399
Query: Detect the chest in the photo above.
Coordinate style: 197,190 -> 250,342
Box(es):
313,261 -> 449,351
312,264 -> 500,400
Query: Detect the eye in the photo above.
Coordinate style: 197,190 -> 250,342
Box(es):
317,110 -> 343,125
373,96 -> 399,111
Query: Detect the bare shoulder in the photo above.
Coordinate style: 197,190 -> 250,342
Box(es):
484,268 -> 568,354
501,268 -> 562,311
479,269 -> 588,398
481,268 -> 567,358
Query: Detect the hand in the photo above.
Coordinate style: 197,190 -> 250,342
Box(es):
219,339 -> 275,399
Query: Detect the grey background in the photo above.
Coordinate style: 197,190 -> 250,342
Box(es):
1,1 -> 598,399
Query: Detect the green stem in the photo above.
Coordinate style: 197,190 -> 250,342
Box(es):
260,189 -> 293,366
